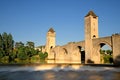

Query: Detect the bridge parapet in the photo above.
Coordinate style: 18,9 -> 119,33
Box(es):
92,36 -> 112,47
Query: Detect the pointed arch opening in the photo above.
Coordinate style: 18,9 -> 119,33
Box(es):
77,46 -> 85,64
99,43 -> 113,64
63,48 -> 68,55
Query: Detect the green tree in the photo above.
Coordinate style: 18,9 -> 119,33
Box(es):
0,50 -> 5,58
7,33 -> 14,55
0,34 -> 3,49
100,49 -> 105,54
2,32 -> 8,55
44,52 -> 48,58
39,52 -> 48,60
7,34 -> 14,49
9,49 -> 17,61
26,41 -> 34,48
17,46 -> 28,60
25,46 -> 33,57
15,42 -> 24,49
106,50 -> 112,55
1,32 -> 14,56
0,34 -> 4,58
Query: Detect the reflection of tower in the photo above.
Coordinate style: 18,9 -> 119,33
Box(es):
45,28 -> 56,59
85,11 -> 99,63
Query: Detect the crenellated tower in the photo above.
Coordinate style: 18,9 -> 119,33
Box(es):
45,28 -> 56,59
85,11 -> 99,63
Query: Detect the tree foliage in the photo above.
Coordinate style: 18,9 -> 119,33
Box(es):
39,52 -> 48,60
0,32 -> 14,56
0,32 -> 48,64
100,49 -> 113,63
17,46 -> 28,60
26,41 -> 34,48
15,42 -> 24,48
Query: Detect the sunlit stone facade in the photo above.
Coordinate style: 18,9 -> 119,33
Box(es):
44,11 -> 120,64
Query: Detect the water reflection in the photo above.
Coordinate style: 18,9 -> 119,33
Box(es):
0,65 -> 120,80
0,70 -> 120,80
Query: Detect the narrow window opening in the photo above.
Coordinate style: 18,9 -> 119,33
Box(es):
50,46 -> 53,49
93,35 -> 96,38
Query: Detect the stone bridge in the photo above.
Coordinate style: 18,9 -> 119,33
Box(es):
48,34 -> 120,65
46,11 -> 120,65
92,34 -> 120,64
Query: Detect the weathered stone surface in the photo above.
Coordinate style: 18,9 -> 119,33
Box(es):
44,11 -> 120,65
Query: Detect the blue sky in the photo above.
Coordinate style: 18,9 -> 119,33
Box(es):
0,0 -> 120,47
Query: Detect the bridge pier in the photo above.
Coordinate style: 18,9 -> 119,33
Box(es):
112,34 -> 120,65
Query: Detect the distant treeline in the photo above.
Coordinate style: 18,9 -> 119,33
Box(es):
0,32 -> 48,64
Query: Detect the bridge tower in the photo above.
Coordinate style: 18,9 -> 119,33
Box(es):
45,28 -> 56,59
85,11 -> 99,63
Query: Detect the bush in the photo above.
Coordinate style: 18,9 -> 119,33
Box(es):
103,54 -> 113,63
0,50 -> 5,58
0,56 -> 9,63
39,52 -> 48,60
30,55 -> 40,63
17,53 -> 28,60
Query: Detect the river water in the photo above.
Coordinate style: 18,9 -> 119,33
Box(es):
0,64 -> 120,80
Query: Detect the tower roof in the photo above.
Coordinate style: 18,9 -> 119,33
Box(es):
85,11 -> 98,18
48,28 -> 55,33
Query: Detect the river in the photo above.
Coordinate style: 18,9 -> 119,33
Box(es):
0,64 -> 120,80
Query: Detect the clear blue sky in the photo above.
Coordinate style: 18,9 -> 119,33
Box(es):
0,0 -> 120,47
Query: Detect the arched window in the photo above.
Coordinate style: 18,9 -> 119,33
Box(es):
93,35 -> 96,38
50,46 -> 53,49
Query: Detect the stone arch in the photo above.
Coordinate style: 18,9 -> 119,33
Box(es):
77,46 -> 85,63
62,48 -> 68,55
95,41 -> 112,54
77,46 -> 85,51
93,38 -> 112,48
47,49 -> 56,63
51,50 -> 56,60
99,41 -> 112,48
55,47 -> 69,63
93,40 -> 113,63
99,42 -> 113,64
